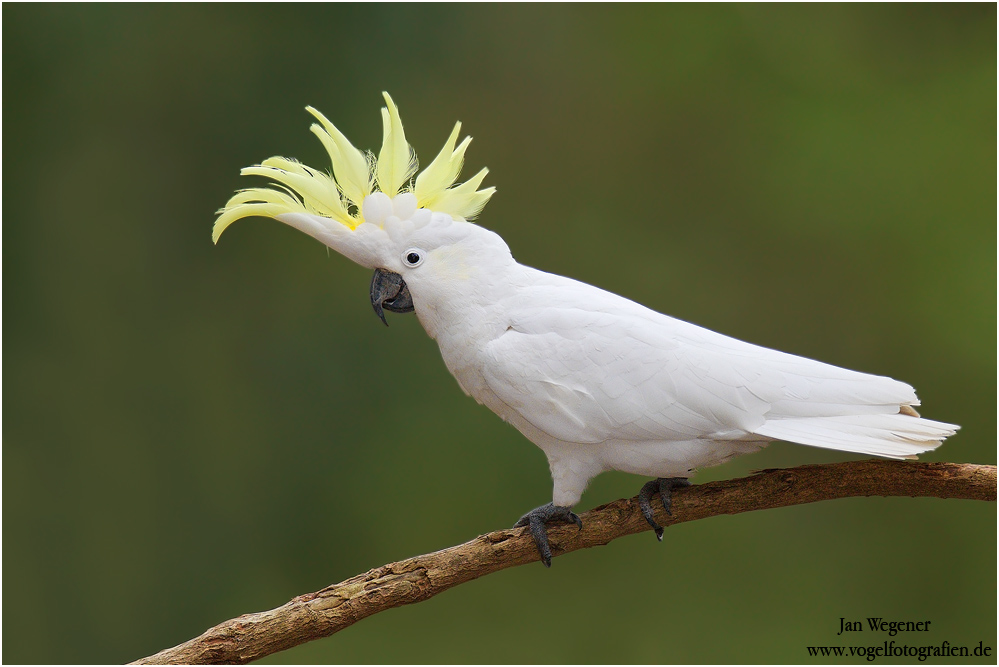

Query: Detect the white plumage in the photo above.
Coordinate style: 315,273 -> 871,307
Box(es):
216,94 -> 958,559
364,222 -> 957,507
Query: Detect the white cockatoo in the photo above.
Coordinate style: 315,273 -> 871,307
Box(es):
216,93 -> 959,566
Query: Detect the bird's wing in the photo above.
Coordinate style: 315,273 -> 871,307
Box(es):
482,309 -> 734,444
481,273 -> 777,444
480,269 -> 956,455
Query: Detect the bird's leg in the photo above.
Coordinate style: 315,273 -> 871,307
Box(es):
513,503 -> 583,567
638,477 -> 691,541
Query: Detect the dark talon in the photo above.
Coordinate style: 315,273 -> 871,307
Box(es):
638,481 -> 664,540
514,503 -> 582,567
638,477 -> 690,541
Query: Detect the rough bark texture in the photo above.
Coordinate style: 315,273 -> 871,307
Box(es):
132,460 -> 996,665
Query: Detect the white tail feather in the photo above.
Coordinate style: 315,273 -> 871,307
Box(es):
753,413 -> 959,459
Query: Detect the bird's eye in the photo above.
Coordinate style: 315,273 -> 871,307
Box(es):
403,249 -> 424,267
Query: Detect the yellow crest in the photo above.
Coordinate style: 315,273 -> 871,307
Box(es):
214,92 -> 495,243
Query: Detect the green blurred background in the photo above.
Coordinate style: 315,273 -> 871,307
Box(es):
4,4 -> 995,664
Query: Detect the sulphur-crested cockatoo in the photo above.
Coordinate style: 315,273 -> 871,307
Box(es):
215,93 -> 958,566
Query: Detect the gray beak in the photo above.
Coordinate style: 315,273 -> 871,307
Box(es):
370,268 -> 415,326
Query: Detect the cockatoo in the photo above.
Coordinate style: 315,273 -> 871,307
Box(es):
215,93 -> 959,566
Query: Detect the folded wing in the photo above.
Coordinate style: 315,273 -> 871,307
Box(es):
481,270 -> 958,457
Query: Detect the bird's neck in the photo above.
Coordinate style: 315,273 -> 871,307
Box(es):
414,266 -> 517,343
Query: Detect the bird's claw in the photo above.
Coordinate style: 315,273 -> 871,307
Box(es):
638,477 -> 691,541
514,503 -> 582,567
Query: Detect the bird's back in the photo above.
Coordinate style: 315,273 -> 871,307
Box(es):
475,264 -> 957,464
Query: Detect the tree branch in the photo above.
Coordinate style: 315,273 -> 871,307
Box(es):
132,460 -> 995,665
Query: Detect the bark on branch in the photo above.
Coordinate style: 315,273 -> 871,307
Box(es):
132,460 -> 996,665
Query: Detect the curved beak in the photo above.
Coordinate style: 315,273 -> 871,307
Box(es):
370,268 -> 414,326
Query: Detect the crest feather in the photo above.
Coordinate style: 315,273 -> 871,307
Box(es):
376,92 -> 418,198
241,158 -> 352,225
306,106 -> 372,206
213,188 -> 308,243
214,93 -> 495,243
425,167 -> 495,220
415,122 -> 472,208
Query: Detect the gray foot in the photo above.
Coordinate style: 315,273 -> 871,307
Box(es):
514,503 -> 582,567
638,477 -> 691,541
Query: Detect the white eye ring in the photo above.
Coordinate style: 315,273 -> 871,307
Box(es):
402,248 -> 424,268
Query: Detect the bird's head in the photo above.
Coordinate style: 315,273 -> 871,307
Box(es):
214,92 -> 502,326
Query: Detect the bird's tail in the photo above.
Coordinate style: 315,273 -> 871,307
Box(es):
752,411 -> 959,460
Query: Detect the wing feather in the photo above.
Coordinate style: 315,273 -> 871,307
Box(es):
478,267 -> 957,456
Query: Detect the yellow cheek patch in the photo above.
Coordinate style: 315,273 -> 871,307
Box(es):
428,246 -> 472,282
